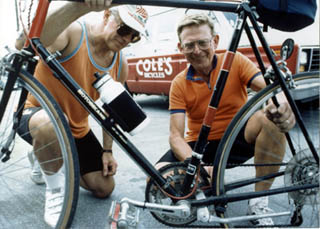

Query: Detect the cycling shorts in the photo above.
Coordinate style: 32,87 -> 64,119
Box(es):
17,107 -> 103,175
157,122 -> 255,168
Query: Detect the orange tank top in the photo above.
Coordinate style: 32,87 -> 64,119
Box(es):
25,22 -> 122,138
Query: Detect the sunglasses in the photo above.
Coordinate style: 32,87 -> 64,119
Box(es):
117,23 -> 141,43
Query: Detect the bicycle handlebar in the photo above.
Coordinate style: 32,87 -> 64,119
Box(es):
53,0 -> 240,13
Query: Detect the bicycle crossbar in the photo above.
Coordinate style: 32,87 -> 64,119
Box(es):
59,0 -> 240,13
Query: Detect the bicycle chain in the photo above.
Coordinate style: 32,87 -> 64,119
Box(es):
201,162 -> 288,167
185,224 -> 293,228
185,162 -> 291,228
27,0 -> 34,30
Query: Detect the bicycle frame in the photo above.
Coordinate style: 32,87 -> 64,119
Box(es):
1,0 -> 318,213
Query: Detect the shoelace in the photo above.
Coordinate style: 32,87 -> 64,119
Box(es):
250,206 -> 274,226
256,206 -> 274,214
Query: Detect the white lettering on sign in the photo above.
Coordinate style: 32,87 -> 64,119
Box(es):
144,72 -> 165,78
136,57 -> 173,78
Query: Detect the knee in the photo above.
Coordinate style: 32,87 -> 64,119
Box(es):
92,177 -> 115,199
30,117 -> 55,142
246,110 -> 285,143
252,111 -> 287,153
30,111 -> 69,141
256,110 -> 284,134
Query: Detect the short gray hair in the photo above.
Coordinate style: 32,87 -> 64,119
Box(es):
177,13 -> 216,41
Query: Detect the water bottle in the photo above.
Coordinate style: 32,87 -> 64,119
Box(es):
92,72 -> 149,135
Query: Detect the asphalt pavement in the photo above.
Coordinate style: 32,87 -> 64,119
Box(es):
71,95 -> 172,229
1,94 -> 318,229
70,95 -> 320,229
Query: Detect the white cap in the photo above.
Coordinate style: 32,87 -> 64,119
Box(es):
118,5 -> 148,37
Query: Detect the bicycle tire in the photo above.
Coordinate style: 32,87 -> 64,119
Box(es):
0,69 -> 80,228
213,72 -> 319,228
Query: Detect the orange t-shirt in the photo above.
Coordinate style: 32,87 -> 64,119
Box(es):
169,52 -> 261,142
25,22 -> 122,138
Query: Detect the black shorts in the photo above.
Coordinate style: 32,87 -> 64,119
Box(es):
17,107 -> 103,175
157,123 -> 255,168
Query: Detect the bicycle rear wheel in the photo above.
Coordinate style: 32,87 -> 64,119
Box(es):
0,69 -> 79,228
213,72 -> 319,228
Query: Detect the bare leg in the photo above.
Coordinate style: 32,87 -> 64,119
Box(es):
28,110 -> 67,226
29,110 -> 116,198
80,171 -> 115,198
245,110 -> 286,191
29,109 -> 63,175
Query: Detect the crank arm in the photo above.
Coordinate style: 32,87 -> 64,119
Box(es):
119,197 -> 191,218
108,197 -> 191,229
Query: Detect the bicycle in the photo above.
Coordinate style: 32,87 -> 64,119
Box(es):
0,46 -> 21,90
0,0 -> 318,228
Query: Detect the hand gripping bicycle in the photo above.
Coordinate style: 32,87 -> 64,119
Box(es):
0,0 -> 319,228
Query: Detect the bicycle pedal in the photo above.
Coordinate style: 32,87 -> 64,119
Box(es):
108,200 -> 140,229
108,201 -> 121,228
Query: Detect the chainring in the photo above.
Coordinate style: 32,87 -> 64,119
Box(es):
284,148 -> 319,204
145,162 -> 210,227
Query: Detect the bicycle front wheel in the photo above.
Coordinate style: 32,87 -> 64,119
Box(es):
213,72 -> 319,228
0,69 -> 79,228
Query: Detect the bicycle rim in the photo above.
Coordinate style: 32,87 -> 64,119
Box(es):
0,70 -> 79,228
213,72 -> 319,228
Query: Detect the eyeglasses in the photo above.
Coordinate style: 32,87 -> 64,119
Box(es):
181,38 -> 212,53
117,23 -> 141,43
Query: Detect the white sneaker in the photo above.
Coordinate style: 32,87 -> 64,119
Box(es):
44,187 -> 64,228
28,151 -> 45,185
248,197 -> 274,226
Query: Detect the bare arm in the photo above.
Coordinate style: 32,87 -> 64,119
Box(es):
102,130 -> 113,151
101,53 -> 128,154
100,53 -> 128,176
250,74 -> 295,132
101,130 -> 118,176
169,113 -> 193,161
41,3 -> 88,48
15,31 -> 25,50
118,54 -> 129,84
41,1 -> 113,52
249,74 -> 266,92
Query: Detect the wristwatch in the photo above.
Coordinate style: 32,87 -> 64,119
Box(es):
102,149 -> 112,154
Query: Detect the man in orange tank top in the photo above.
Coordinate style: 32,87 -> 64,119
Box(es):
16,1 -> 149,227
156,13 -> 296,227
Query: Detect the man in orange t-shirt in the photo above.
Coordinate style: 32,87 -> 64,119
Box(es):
16,1 -> 148,227
156,13 -> 295,226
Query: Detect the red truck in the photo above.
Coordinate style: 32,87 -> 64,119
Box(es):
123,7 -> 319,96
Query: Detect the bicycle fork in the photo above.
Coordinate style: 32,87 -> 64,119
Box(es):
0,53 -> 24,162
0,50 -> 37,162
